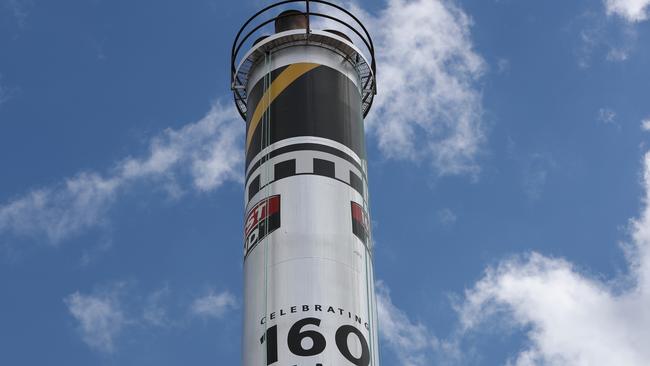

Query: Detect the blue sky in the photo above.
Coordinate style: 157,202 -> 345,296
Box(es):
1,0 -> 650,365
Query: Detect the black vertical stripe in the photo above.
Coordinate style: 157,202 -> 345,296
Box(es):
248,175 -> 260,200
349,171 -> 363,195
274,159 -> 296,180
352,220 -> 368,244
313,158 -> 335,178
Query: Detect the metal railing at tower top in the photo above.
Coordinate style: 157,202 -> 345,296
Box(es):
230,0 -> 377,121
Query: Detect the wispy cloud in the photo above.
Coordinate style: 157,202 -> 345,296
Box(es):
521,153 -> 556,203
377,282 -> 438,366
497,58 -> 511,74
190,289 -> 238,319
437,208 -> 458,227
0,173 -> 120,244
1,0 -> 485,249
361,0 -> 485,177
456,151 -> 650,365
575,11 -> 638,67
507,139 -> 555,203
605,0 -> 650,23
377,281 -> 460,365
64,284 -> 126,353
0,102 -> 243,245
598,107 -> 618,125
142,285 -> 172,327
2,0 -> 32,27
641,118 -> 650,131
65,282 -> 237,353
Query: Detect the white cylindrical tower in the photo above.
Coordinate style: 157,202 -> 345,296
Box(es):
231,2 -> 379,365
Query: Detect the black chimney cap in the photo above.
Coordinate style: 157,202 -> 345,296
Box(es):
275,10 -> 308,33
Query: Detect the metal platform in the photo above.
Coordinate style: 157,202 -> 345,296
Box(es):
231,0 -> 377,121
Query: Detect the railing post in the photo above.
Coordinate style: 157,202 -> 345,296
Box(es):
306,0 -> 311,34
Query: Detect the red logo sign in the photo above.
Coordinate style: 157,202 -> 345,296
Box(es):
351,202 -> 370,245
244,195 -> 281,258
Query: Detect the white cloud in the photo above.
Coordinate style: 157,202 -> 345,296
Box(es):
577,23 -> 603,68
641,118 -> 650,131
312,0 -> 485,175
575,11 -> 638,67
606,46 -> 631,61
597,107 -> 617,125
0,173 -> 120,244
377,282 -> 437,366
456,151 -> 650,365
437,208 -> 458,226
64,287 -> 126,353
190,289 -> 238,319
0,101 -> 243,244
66,283 -> 237,352
377,281 -> 461,365
1,0 -> 487,246
363,0 -> 485,176
378,152 -> 650,365
605,0 -> 650,22
117,102 -> 243,191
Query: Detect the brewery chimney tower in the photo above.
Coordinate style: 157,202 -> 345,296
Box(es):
231,2 -> 378,364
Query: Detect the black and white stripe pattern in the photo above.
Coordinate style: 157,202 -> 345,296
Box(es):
244,64 -> 365,167
246,144 -> 367,204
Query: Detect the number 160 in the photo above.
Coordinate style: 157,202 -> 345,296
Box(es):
260,317 -> 370,366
